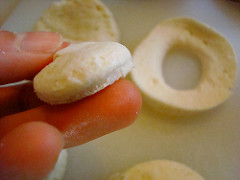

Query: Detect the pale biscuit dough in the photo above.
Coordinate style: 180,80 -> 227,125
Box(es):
131,18 -> 237,116
108,160 -> 204,180
33,42 -> 133,105
33,0 -> 119,42
44,150 -> 68,180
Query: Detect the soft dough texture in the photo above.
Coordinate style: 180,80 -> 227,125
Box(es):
131,17 -> 237,116
44,150 -> 68,180
33,0 -> 119,42
108,160 -> 204,180
33,42 -> 133,105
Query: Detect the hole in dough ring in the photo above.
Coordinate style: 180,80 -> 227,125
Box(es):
131,18 -> 237,116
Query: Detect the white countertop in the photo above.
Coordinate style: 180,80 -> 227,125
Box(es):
1,0 -> 240,180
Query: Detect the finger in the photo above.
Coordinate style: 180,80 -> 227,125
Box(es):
0,83 -> 44,117
0,122 -> 63,180
18,82 -> 44,111
0,31 -> 69,85
0,86 -> 22,117
0,79 -> 142,148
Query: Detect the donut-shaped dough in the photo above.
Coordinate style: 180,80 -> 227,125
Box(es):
44,150 -> 68,180
33,0 -> 119,42
108,160 -> 204,180
131,18 -> 237,115
33,42 -> 133,105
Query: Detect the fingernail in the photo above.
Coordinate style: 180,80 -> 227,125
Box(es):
20,32 -> 64,53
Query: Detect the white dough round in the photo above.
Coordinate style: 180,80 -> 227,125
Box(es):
108,160 -> 204,180
44,150 -> 68,180
131,18 -> 237,116
33,0 -> 119,42
34,42 -> 133,104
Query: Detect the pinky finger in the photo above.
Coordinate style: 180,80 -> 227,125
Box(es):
0,122 -> 63,180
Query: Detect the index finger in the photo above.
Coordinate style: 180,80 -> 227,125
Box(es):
0,31 -> 69,85
0,79 -> 142,148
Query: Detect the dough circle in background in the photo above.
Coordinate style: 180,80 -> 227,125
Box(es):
33,0 -> 119,42
131,17 -> 237,116
44,150 -> 68,180
34,42 -> 133,105
108,160 -> 204,180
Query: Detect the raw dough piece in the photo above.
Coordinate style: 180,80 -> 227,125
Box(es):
44,150 -> 68,180
33,0 -> 119,42
108,160 -> 204,180
34,42 -> 133,105
131,18 -> 237,115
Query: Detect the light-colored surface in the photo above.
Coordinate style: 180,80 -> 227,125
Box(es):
44,149 -> 68,180
1,0 -> 240,180
34,42 -> 133,104
108,160 -> 204,180
131,17 -> 237,115
33,0 -> 119,42
0,0 -> 20,27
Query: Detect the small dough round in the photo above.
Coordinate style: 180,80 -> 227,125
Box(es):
34,42 -> 133,105
131,18 -> 237,115
33,0 -> 119,42
44,150 -> 68,180
108,160 -> 204,180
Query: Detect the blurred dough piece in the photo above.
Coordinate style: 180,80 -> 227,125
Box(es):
131,18 -> 237,116
108,160 -> 204,180
33,0 -> 119,42
34,42 -> 133,105
44,150 -> 68,180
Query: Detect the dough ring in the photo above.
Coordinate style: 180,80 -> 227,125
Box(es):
131,18 -> 237,116
44,150 -> 68,180
108,160 -> 204,180
33,0 -> 119,42
33,42 -> 133,105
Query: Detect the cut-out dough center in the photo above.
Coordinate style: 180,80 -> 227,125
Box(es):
162,47 -> 202,90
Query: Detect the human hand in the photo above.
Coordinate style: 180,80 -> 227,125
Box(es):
0,31 -> 142,180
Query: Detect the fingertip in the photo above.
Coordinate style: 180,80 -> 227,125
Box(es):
112,79 -> 142,123
20,32 -> 62,53
61,41 -> 71,49
93,79 -> 142,127
0,122 -> 64,180
0,31 -> 70,84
